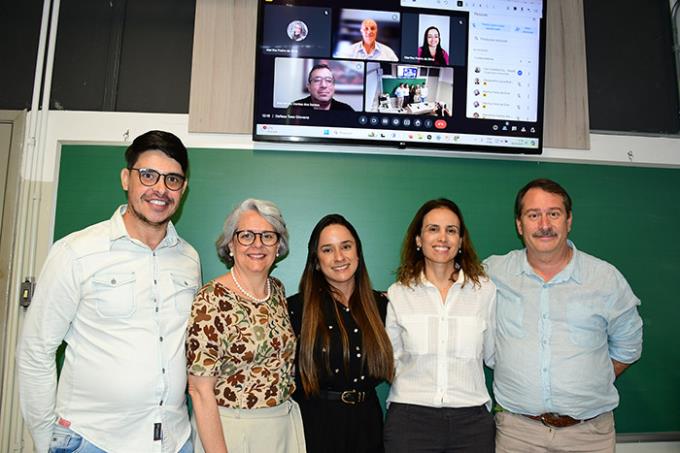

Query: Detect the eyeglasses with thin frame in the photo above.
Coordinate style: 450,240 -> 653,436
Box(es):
309,76 -> 334,85
130,168 -> 186,191
233,230 -> 280,246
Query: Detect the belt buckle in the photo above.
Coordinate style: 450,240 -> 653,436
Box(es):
340,390 -> 365,405
539,413 -> 557,428
540,412 -> 577,428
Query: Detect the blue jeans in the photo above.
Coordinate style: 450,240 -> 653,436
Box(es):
48,423 -> 193,453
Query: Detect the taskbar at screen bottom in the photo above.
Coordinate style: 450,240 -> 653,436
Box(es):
255,124 -> 540,152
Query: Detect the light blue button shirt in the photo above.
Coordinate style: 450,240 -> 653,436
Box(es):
484,242 -> 642,420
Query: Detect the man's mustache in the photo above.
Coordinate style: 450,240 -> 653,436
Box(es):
142,191 -> 173,205
532,228 -> 557,238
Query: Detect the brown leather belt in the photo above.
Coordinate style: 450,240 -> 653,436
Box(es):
523,412 -> 593,428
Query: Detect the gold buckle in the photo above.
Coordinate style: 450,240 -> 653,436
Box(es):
340,390 -> 365,405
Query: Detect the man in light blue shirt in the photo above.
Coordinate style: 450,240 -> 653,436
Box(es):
485,178 -> 642,453
18,131 -> 201,453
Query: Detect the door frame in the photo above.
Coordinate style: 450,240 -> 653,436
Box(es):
0,109 -> 27,452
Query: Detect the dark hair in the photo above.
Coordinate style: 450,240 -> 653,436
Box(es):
307,64 -> 334,83
514,178 -> 572,219
419,26 -> 447,66
298,214 -> 394,396
125,130 -> 189,174
396,198 -> 485,288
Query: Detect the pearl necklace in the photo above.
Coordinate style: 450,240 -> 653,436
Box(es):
231,268 -> 271,303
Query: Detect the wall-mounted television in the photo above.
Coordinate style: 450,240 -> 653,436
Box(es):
253,0 -> 546,155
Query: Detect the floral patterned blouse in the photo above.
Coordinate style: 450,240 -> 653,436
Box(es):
186,277 -> 296,409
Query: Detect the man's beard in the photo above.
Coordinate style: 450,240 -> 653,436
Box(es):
127,198 -> 174,228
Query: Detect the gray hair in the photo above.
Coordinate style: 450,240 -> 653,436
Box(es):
216,198 -> 289,266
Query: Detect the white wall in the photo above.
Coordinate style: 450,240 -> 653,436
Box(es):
618,442 -> 680,453
34,111 -> 680,184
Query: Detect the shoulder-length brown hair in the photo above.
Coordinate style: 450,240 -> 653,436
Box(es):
396,198 -> 486,288
298,214 -> 394,396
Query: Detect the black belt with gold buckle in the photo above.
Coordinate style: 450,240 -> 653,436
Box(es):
317,389 -> 369,405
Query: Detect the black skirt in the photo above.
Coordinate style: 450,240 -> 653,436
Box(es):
296,392 -> 384,453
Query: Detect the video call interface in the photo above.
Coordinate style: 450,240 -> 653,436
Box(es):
253,0 -> 546,154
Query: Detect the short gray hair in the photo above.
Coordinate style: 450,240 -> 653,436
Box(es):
216,198 -> 289,266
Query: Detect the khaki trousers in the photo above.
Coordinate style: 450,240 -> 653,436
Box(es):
193,399 -> 306,453
495,411 -> 616,453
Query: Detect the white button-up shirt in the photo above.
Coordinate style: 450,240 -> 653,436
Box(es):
386,271 -> 496,409
17,206 -> 201,453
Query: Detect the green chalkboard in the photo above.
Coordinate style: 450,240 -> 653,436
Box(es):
55,144 -> 680,435
381,78 -> 426,95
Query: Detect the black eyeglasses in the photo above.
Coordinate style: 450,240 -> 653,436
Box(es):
130,168 -> 186,191
233,230 -> 280,246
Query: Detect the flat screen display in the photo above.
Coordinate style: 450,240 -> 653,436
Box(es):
253,0 -> 546,154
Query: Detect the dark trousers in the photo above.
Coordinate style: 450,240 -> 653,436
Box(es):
383,403 -> 495,453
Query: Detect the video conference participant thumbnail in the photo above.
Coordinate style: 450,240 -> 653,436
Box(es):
293,64 -> 354,111
418,26 -> 449,65
261,4 -> 332,58
364,62 -> 453,116
289,21 -> 308,42
401,12 -> 468,67
333,9 -> 400,62
272,58 -> 365,113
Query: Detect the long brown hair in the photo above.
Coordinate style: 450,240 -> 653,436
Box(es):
419,26 -> 447,65
298,214 -> 394,396
396,198 -> 486,288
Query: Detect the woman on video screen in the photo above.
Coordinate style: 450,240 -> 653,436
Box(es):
417,26 -> 449,66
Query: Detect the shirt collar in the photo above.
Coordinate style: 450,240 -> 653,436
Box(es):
420,268 -> 466,288
109,204 -> 179,248
517,240 -> 582,284
109,205 -> 130,242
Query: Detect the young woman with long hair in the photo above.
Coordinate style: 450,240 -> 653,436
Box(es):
288,214 -> 394,453
417,26 -> 450,65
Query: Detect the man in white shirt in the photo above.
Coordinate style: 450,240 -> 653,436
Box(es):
17,130 -> 201,453
419,83 -> 429,103
338,18 -> 398,61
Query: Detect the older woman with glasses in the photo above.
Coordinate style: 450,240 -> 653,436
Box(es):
186,199 -> 305,453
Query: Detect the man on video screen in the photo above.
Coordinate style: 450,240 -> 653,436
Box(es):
338,18 -> 398,62
290,64 -> 354,112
